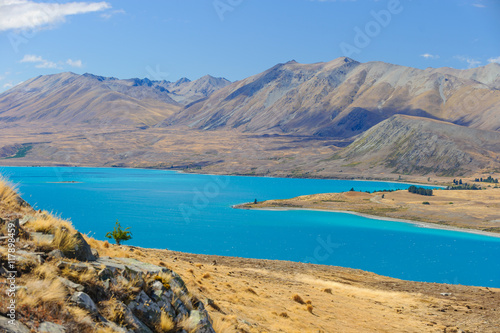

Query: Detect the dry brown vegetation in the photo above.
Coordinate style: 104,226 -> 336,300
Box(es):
2,179 -> 500,332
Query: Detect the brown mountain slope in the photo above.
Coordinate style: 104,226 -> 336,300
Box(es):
0,72 -> 231,128
0,72 -> 180,128
161,58 -> 500,137
336,115 -> 500,175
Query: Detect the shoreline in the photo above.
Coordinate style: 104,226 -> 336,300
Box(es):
236,205 -> 500,239
0,164 -> 444,187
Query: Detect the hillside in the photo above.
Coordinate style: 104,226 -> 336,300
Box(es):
1,178 -> 500,332
336,115 -> 500,175
162,57 -> 500,137
0,72 -> 230,128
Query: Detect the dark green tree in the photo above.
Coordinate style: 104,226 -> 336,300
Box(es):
105,220 -> 132,245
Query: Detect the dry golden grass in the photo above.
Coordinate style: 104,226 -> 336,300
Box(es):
0,176 -> 19,209
99,297 -> 126,325
158,310 -> 175,332
178,315 -> 202,333
33,263 -> 58,280
27,212 -> 74,234
211,317 -> 235,333
95,326 -> 121,333
61,266 -> 96,285
18,278 -> 67,308
52,227 -> 79,254
291,294 -> 305,305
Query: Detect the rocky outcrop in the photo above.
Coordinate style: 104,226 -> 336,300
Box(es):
51,256 -> 216,332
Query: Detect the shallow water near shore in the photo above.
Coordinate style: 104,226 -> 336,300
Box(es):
2,166 -> 499,288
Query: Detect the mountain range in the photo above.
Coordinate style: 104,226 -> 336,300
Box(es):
1,57 -> 499,178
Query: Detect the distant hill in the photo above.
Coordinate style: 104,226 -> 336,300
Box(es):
0,72 -> 230,128
161,58 -> 500,138
338,115 -> 500,175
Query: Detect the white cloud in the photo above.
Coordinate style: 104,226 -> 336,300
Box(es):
421,53 -> 440,60
66,59 -> 83,68
20,54 -> 58,68
488,56 -> 500,64
0,0 -> 111,32
472,3 -> 486,8
454,55 -> 481,69
101,8 -> 125,20
3,83 -> 14,89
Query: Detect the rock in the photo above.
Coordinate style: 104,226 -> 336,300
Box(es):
57,277 -> 84,292
70,291 -> 98,315
187,310 -> 216,333
97,267 -> 114,281
149,280 -> 175,317
48,249 -> 65,259
56,260 -> 91,272
172,297 -> 190,321
38,322 -> 66,333
123,266 -> 145,288
91,248 -> 99,259
65,232 -> 96,262
0,315 -> 30,333
128,290 -> 162,327
112,300 -> 154,333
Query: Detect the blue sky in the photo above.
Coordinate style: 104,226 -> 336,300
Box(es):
0,0 -> 499,92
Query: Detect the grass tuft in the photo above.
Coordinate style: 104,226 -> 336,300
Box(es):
291,294 -> 305,304
0,177 -> 19,209
159,310 -> 176,332
52,227 -> 79,255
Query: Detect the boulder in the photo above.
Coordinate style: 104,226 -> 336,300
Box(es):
0,315 -> 30,333
70,291 -> 98,315
66,232 -> 96,262
128,290 -> 162,327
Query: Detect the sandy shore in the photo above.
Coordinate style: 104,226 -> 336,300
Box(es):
235,188 -> 500,235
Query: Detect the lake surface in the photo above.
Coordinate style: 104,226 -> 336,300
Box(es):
1,166 -> 499,288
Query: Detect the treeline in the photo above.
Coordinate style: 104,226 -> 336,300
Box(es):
474,176 -> 499,183
447,183 -> 481,190
408,185 -> 433,196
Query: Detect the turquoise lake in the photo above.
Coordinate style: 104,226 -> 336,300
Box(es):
1,166 -> 499,288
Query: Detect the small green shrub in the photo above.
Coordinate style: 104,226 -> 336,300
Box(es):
105,220 -> 132,245
422,202 -> 430,205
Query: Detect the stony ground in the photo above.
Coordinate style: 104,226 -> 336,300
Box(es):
112,245 -> 500,333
